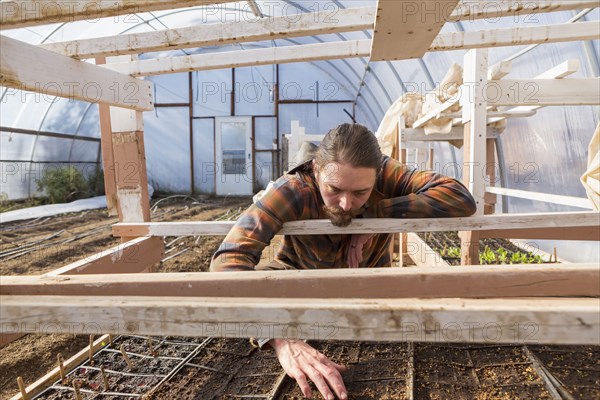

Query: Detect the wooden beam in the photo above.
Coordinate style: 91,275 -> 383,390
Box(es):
460,49 -> 488,265
430,21 -> 600,52
0,0 -> 231,29
406,233 -> 451,267
43,237 -> 164,276
111,211 -> 600,237
370,0 -> 460,61
1,295 -> 598,345
488,59 -> 580,123
4,264 -> 598,298
449,1 -> 600,21
488,60 -> 512,80
8,335 -> 109,400
484,79 -> 600,106
0,35 -> 153,111
412,98 -> 460,128
41,7 -> 375,58
401,126 -> 499,141
104,40 -> 372,76
486,186 -> 595,210
479,226 -> 600,241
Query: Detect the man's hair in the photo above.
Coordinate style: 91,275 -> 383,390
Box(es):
314,123 -> 382,170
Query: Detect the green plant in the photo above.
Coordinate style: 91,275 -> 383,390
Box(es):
36,166 -> 88,203
479,245 -> 497,264
443,246 -> 461,258
85,167 -> 105,196
497,247 -> 508,264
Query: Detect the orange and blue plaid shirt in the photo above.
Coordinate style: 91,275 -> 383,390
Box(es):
210,156 -> 476,271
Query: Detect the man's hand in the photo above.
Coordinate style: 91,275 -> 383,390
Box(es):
269,338 -> 348,399
347,234 -> 374,268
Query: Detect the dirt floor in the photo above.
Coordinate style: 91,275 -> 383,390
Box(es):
1,197 -> 598,399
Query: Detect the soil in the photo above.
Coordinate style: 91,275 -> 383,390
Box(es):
1,199 -> 598,399
0,196 -> 252,399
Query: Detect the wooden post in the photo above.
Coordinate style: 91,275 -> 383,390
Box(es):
460,48 -> 488,265
96,56 -> 118,216
397,116 -> 410,267
107,55 -> 154,246
88,335 -> 94,365
484,138 -> 497,214
100,366 -> 110,391
17,377 -> 28,400
57,354 -> 65,382
119,344 -> 134,370
73,381 -> 82,400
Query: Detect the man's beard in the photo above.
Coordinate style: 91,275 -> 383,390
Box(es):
322,205 -> 353,227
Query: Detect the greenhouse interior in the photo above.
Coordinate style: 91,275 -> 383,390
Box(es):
0,1 -> 599,399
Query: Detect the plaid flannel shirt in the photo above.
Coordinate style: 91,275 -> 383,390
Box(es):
210,156 -> 476,271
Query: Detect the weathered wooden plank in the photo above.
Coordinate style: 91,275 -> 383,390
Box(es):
0,0 -> 231,29
0,35 -> 153,111
3,264 -> 599,299
104,40 -> 372,76
41,7 -> 375,58
1,296 -> 598,345
111,211 -> 600,237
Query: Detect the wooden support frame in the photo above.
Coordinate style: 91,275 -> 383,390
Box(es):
0,0 -> 231,29
110,211 -> 600,237
448,1 -> 600,21
7,335 -> 109,400
486,187 -> 595,210
4,264 -> 598,298
460,48 -> 488,265
406,233 -> 451,268
430,21 -> 600,52
0,35 -> 153,111
104,40 -> 372,76
479,226 -> 600,241
1,295 -> 598,345
401,126 -> 500,142
41,6 -> 375,58
370,0 -> 460,61
42,237 -> 164,276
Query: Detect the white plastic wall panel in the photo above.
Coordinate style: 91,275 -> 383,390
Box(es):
254,117 -> 277,150
192,118 -> 216,194
234,66 -> 275,116
41,99 -> 89,134
279,102 -> 353,136
255,151 -> 274,189
0,131 -> 35,161
76,105 -> 101,138
193,69 -> 233,117
144,107 -> 191,193
149,73 -> 190,104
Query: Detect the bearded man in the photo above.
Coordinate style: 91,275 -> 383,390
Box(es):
210,123 -> 476,400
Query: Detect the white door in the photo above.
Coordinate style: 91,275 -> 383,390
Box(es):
215,117 -> 253,195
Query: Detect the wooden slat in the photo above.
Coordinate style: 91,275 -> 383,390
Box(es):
430,21 -> 600,52
104,40 -> 372,76
479,226 -> 600,241
488,59 -> 580,123
111,211 -> 600,237
44,237 -> 164,276
0,35 -> 153,111
8,335 -> 109,400
1,295 -> 598,345
371,0 -> 460,61
3,264 -> 598,299
406,233 -> 451,267
486,186 -> 594,209
449,1 -> 600,21
485,79 -> 600,106
401,126 -> 499,141
41,7 -> 375,58
0,0 -> 231,29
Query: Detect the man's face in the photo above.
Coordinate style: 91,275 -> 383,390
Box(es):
314,161 -> 377,227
